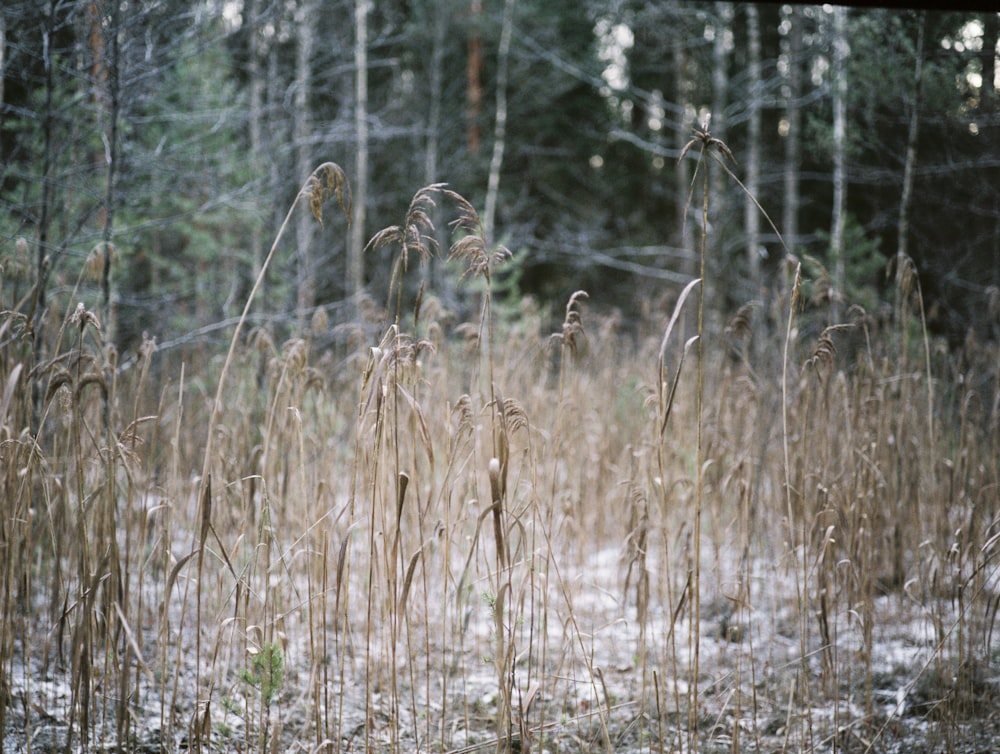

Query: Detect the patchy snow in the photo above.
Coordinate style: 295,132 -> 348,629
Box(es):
5,519 -> 999,753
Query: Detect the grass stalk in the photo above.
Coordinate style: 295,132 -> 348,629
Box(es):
2,171 -> 998,754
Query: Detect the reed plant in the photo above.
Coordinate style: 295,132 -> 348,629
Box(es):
0,160 -> 997,754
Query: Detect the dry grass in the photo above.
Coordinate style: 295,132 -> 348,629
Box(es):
1,173 -> 998,754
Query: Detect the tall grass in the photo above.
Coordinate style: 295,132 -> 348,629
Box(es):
1,165 -> 998,754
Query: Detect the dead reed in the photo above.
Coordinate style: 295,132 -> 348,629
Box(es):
0,169 -> 997,754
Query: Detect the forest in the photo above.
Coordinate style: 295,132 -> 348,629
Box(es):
1,2 -> 1000,754
2,1 -> 998,353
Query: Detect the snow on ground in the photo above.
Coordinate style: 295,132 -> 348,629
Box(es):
4,529 -> 999,753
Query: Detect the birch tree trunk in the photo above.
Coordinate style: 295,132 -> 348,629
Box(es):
86,0 -> 118,331
32,2 -> 59,366
467,0 -> 482,155
424,0 -> 450,298
708,1 -> 731,309
483,0 -> 516,250
267,39 -> 282,248
350,0 -> 369,303
744,3 -> 761,301
423,0 -> 445,188
247,0 -> 265,312
295,0 -> 315,330
100,2 -> 119,338
711,1 -> 731,140
897,12 -> 925,262
782,4 -> 802,272
830,5 -> 849,322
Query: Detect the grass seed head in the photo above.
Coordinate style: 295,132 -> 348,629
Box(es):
281,338 -> 309,375
307,162 -> 351,227
310,306 -> 329,337
548,290 -> 588,358
84,242 -> 114,282
3,236 -> 32,277
69,302 -> 102,336
726,302 -> 755,341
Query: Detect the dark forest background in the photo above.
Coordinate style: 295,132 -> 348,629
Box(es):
2,1 -> 999,364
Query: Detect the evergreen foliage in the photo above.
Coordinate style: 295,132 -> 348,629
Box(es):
1,2 -> 998,353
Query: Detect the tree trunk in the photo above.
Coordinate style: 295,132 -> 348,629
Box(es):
0,11 -> 6,117
711,2 -> 731,139
424,0 -> 444,188
830,5 -> 849,322
744,3 -> 762,301
94,0 -> 119,336
350,0 -> 369,304
424,0 -> 451,299
246,0 -> 265,314
708,1 -> 732,311
466,0 -> 483,155
982,13 -> 1000,293
673,22 -> 695,270
32,1 -> 59,372
267,38 -> 282,247
897,12 -> 925,262
782,4 -> 802,275
295,0 -> 315,331
484,0 -> 516,250
980,11 -> 998,106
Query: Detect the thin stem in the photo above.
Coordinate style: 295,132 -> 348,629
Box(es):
690,142 -> 708,753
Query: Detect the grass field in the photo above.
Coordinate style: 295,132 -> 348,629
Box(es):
2,174 -> 998,754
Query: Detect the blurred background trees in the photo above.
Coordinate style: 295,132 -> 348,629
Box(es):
2,1 -> 999,365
